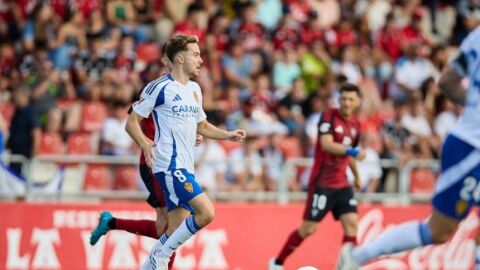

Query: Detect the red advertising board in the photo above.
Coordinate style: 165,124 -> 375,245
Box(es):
0,202 -> 477,270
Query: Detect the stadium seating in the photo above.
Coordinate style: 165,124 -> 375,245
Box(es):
67,133 -> 93,155
409,168 -> 436,195
136,42 -> 160,64
80,102 -> 107,133
38,132 -> 64,155
113,165 -> 139,190
83,164 -> 112,191
280,136 -> 302,158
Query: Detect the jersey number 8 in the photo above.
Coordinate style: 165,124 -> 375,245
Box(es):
174,170 -> 187,183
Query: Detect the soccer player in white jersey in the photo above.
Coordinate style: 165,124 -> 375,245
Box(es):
125,34 -> 246,270
337,26 -> 480,270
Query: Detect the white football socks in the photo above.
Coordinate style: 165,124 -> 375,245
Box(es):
352,221 -> 433,265
158,215 -> 200,259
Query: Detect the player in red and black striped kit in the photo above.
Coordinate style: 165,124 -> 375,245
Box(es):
269,84 -> 366,270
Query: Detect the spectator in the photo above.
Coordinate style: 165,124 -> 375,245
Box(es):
376,13 -> 404,60
365,0 -> 392,33
271,10 -> 301,50
22,2 -> 57,52
194,139 -> 227,192
105,0 -> 148,43
273,48 -> 301,95
7,85 -> 41,176
299,41 -> 331,93
400,98 -> 437,158
347,134 -> 383,193
277,78 -> 307,135
256,0 -> 283,31
227,136 -> 264,191
230,0 -> 266,52
173,3 -> 208,44
100,100 -> 133,155
221,39 -> 262,92
150,0 -> 175,45
337,46 -> 362,84
392,42 -> 437,101
52,9 -> 87,70
434,97 -> 462,139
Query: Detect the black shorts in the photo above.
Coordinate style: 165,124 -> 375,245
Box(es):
139,163 -> 166,208
303,186 -> 357,222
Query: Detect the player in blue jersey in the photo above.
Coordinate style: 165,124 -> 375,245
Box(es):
337,27 -> 480,270
125,34 -> 246,270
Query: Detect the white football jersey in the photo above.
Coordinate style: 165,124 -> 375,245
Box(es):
132,73 -> 207,174
450,27 -> 480,148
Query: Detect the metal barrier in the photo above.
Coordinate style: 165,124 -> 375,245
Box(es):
2,154 -> 440,204
398,159 -> 439,203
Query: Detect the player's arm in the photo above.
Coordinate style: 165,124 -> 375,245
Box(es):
438,53 -> 467,106
125,82 -> 159,168
125,111 -> 155,167
320,134 -> 365,159
197,120 -> 246,142
349,158 -> 361,191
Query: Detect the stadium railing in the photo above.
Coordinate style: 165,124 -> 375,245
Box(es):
0,154 -> 439,204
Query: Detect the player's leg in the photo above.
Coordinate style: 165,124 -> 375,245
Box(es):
337,208 -> 458,270
157,193 -> 214,259
337,134 -> 478,270
149,169 -> 208,268
339,213 -> 358,244
334,187 -> 358,245
269,187 -> 334,269
90,164 -> 166,244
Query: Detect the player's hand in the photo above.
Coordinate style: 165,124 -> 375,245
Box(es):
356,150 -> 367,161
195,134 -> 203,146
141,139 -> 156,168
354,178 -> 362,192
227,129 -> 246,142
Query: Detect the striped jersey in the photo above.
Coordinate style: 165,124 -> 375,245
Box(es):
132,73 -> 207,174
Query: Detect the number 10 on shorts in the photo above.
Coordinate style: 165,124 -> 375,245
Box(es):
312,194 -> 327,210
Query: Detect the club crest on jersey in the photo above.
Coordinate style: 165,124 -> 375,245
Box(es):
193,92 -> 199,104
319,123 -> 330,132
184,182 -> 193,193
335,125 -> 344,134
455,199 -> 468,216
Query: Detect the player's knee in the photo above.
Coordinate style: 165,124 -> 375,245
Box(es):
196,206 -> 215,227
428,211 -> 458,244
155,219 -> 167,235
343,220 -> 357,235
431,226 -> 455,244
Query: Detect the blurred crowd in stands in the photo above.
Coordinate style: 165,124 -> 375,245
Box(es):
0,0 -> 474,194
